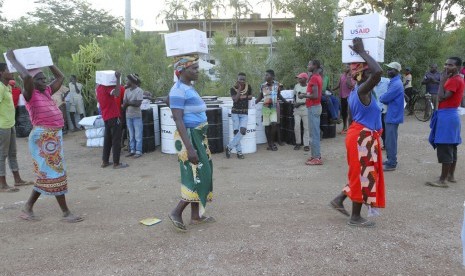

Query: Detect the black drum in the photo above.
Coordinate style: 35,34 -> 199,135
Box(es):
141,109 -> 156,153
206,108 -> 223,153
279,101 -> 296,145
320,99 -> 336,139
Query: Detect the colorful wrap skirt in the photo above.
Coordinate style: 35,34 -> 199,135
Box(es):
174,122 -> 213,216
29,127 -> 68,196
343,122 -> 385,208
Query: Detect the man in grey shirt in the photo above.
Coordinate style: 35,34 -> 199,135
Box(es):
123,74 -> 144,158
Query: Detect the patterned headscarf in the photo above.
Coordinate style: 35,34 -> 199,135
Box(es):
173,55 -> 199,75
350,63 -> 369,82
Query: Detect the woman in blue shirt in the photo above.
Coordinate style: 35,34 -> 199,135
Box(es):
168,55 -> 214,232
330,38 -> 386,228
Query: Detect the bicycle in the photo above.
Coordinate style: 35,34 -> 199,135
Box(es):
404,89 -> 434,122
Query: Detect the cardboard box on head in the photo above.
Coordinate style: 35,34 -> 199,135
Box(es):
342,38 -> 385,63
3,46 -> 53,73
164,29 -> 208,57
96,70 -> 118,86
343,13 -> 388,40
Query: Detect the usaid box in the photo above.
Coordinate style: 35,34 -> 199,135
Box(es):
342,38 -> 384,63
96,70 -> 117,86
3,46 -> 53,73
164,29 -> 208,57
343,13 -> 387,40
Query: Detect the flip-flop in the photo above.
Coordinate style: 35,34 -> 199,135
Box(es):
329,201 -> 350,217
0,187 -> 19,193
190,216 -> 216,225
113,163 -> 129,169
19,211 -> 41,221
133,154 -> 142,159
347,220 -> 376,228
101,162 -> 113,168
168,214 -> 187,232
60,214 -> 84,223
271,144 -> 278,151
14,181 -> 34,187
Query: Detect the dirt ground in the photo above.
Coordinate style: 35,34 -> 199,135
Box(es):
1,116 -> 464,275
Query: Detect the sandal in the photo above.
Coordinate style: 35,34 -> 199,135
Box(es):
133,154 -> 142,159
294,145 -> 301,150
126,153 -> 135,158
303,146 -> 310,151
271,144 -> 278,151
237,152 -> 245,159
0,186 -> 19,193
14,180 -> 34,187
168,214 -> 187,232
101,162 -> 113,168
19,211 -> 41,221
347,220 -> 375,228
190,216 -> 216,225
113,163 -> 129,169
61,214 -> 84,223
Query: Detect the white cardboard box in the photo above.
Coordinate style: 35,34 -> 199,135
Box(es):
343,13 -> 387,40
164,29 -> 208,57
3,46 -> 53,73
342,38 -> 384,63
96,70 -> 117,86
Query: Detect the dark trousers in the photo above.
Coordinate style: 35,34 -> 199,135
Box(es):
341,97 -> 348,122
103,117 -> 122,165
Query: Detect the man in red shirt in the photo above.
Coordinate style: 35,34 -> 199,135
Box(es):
427,57 -> 465,188
9,80 -> 21,108
96,71 -> 128,169
299,60 -> 323,165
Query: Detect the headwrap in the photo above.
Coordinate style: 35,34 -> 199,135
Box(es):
350,63 -> 369,82
173,55 -> 199,75
127,73 -> 141,85
28,68 -> 43,78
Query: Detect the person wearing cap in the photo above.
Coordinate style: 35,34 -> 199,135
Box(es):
422,64 -> 441,110
293,72 -> 310,151
426,57 -> 465,188
225,72 -> 253,159
330,37 -> 385,228
123,74 -> 144,158
403,67 -> 414,115
380,62 -> 404,171
6,50 -> 83,222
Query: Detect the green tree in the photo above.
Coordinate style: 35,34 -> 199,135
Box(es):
157,0 -> 189,31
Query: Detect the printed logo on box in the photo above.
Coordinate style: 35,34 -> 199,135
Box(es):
350,20 -> 371,35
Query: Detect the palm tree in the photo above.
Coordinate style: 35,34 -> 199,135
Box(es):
228,0 -> 252,46
157,0 -> 188,32
190,0 -> 225,37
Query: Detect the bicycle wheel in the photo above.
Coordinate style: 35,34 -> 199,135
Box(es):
413,97 -> 433,122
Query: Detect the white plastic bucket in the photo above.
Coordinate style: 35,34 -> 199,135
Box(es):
255,102 -> 267,144
221,103 -> 233,147
228,108 -> 257,154
160,107 -> 177,154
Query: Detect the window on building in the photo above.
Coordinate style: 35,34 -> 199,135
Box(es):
207,31 -> 216,38
250,30 -> 268,37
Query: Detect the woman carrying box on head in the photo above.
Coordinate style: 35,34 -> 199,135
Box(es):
6,50 -> 83,223
329,38 -> 385,228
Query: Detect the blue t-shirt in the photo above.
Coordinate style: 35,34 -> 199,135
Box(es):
169,80 -> 207,128
379,75 -> 404,124
349,87 -> 382,131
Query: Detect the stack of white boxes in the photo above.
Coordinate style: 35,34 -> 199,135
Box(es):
164,29 -> 208,57
342,13 -> 387,63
